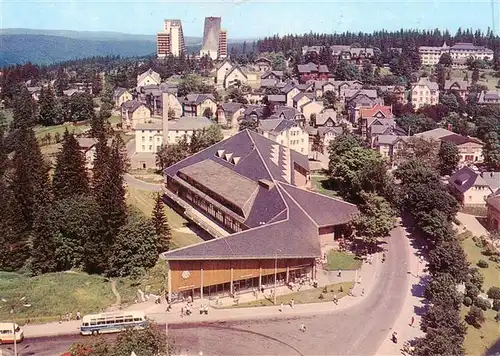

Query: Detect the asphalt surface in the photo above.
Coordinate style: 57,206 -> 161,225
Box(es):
1,227 -> 409,356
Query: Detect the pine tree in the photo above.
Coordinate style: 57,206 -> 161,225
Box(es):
11,87 -> 37,130
472,68 -> 480,83
38,85 -> 60,126
152,193 -> 172,252
53,130 -> 90,200
483,132 -> 500,170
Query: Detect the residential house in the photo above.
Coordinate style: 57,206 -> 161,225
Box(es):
410,77 -> 439,109
121,100 -> 152,130
297,62 -> 329,83
114,87 -> 133,108
415,128 -> 484,164
261,70 -> 284,81
307,125 -> 344,150
135,116 -> 215,154
334,81 -> 364,102
448,167 -> 499,208
444,80 -> 469,101
255,57 -> 272,72
293,92 -> 314,110
315,109 -> 338,127
486,193 -> 500,230
374,135 -> 409,166
267,94 -> 287,106
313,80 -> 337,98
367,119 -> 406,148
258,118 -> 309,155
137,69 -> 162,88
378,85 -> 407,104
478,91 -> 500,105
345,89 -> 382,123
157,92 -> 183,118
215,59 -> 234,87
281,84 -> 301,107
224,66 -> 248,89
358,104 -> 394,139
301,101 -> 324,123
260,79 -> 278,89
181,94 -> 217,118
273,105 -> 306,123
75,138 -> 113,169
216,102 -> 245,127
349,47 -> 375,65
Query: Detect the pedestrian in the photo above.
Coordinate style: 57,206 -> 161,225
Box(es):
59,314 -> 62,324
338,269 -> 342,277
279,302 -> 283,312
180,307 -> 184,318
392,331 -> 398,344
333,294 -> 338,305
410,316 -> 415,327
290,299 -> 295,309
361,288 -> 365,296
76,311 -> 81,320
69,312 -> 73,320
299,323 -> 306,332
261,286 -> 264,294
66,312 -> 70,322
358,276 -> 362,284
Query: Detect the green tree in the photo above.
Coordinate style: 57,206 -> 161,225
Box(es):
239,119 -> 259,132
227,88 -> 248,104
38,86 -> 61,126
54,68 -> 70,96
322,90 -> 337,109
395,136 -> 440,168
438,53 -> 453,67
465,305 -> 485,328
424,273 -> 462,309
70,92 -> 95,123
483,131 -> 500,170
428,239 -> 469,283
361,61 -> 374,84
439,93 -> 459,112
108,212 -> 160,277
353,193 -> 396,246
311,132 -> 324,160
11,87 -> 37,130
413,326 -> 465,356
472,67 -> 480,83
201,125 -> 224,147
152,193 -> 172,252
334,60 -> 360,81
52,130 -> 90,200
437,141 -> 459,176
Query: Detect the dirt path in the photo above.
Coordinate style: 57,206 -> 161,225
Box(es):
108,279 -> 122,311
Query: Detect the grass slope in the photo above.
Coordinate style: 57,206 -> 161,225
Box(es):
0,271 -> 116,323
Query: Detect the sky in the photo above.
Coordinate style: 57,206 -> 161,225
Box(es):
1,0 -> 498,39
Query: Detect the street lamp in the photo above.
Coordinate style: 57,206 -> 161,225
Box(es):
1,297 -> 31,356
274,249 -> 282,305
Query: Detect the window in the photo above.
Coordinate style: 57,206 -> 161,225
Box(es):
149,136 -> 153,141
142,145 -> 145,150
149,145 -> 152,151
142,136 -> 145,142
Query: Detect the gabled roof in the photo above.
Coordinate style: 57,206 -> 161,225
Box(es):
411,77 -> 439,91
121,100 -> 148,114
113,87 -> 128,99
260,79 -> 277,88
220,102 -> 244,116
440,134 -> 483,146
161,130 -> 358,260
225,65 -> 248,80
444,80 -> 469,91
344,89 -> 378,100
375,135 -> 409,145
274,106 -> 303,121
261,71 -> 284,79
317,126 -> 343,137
268,94 -> 286,102
449,167 -> 490,194
137,69 -> 161,85
297,62 -> 329,74
359,104 -> 393,119
414,128 -> 454,140
292,92 -> 313,104
255,57 -> 272,64
182,93 -> 216,105
316,108 -> 337,126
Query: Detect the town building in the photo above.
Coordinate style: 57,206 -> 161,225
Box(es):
75,138 -> 112,169
121,100 -> 152,130
478,90 -> 500,105
181,94 -> 218,118
200,17 -> 227,60
378,85 -> 407,104
444,80 -> 469,101
373,135 -> 409,166
137,69 -> 162,89
358,104 -> 394,140
486,194 -> 500,230
300,101 -> 324,123
448,167 -> 500,208
157,19 -> 186,58
216,102 -> 245,127
334,81 -> 364,102
258,118 -> 309,155
297,63 -> 329,83
254,57 -> 272,72
345,89 -> 382,123
161,129 -> 358,301
307,125 -> 344,149
261,71 -> 284,82
410,77 -> 439,109
419,42 -> 493,66
113,88 -> 133,108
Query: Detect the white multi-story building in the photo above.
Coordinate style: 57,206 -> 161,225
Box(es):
257,118 -> 309,155
419,42 -> 493,66
410,77 -> 439,109
157,19 -> 186,58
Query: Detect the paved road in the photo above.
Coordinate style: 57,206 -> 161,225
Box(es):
7,227 -> 410,356
124,173 -> 163,191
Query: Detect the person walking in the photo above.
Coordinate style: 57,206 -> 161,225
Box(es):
76,311 -> 81,320
392,331 -> 398,344
279,302 -> 283,312
69,312 -> 73,320
65,312 -> 70,322
410,316 -> 415,327
338,269 -> 342,278
333,294 -> 338,305
361,288 -> 365,296
290,299 -> 295,309
299,323 -> 306,332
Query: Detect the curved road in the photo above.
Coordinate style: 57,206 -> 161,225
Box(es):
4,227 -> 409,356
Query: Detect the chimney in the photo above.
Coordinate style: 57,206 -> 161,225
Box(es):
162,92 -> 169,146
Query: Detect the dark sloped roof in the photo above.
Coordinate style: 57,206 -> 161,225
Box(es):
449,166 -> 487,193
440,134 -> 483,146
182,93 -> 216,105
121,100 -> 147,113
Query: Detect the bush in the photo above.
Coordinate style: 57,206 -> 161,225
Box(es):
481,244 -> 499,256
487,286 -> 500,300
465,282 -> 481,299
474,297 -> 492,311
463,296 -> 473,306
493,299 -> 500,312
466,306 -> 485,328
458,231 -> 473,241
477,260 -> 489,268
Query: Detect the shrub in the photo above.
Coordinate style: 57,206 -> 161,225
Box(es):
465,282 -> 481,299
458,231 -> 473,241
477,260 -> 489,268
463,296 -> 473,306
487,286 -> 500,300
493,299 -> 500,312
474,297 -> 492,311
466,306 -> 485,328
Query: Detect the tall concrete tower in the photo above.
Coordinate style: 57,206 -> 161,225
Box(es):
200,17 -> 222,60
157,19 -> 186,58
162,92 -> 169,146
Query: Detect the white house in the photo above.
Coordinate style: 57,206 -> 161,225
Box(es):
258,118 -> 309,155
137,69 -> 161,88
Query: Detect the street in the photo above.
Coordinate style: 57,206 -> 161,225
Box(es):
3,227 -> 409,356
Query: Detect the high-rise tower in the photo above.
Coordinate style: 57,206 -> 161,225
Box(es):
200,17 -> 227,60
157,19 -> 186,58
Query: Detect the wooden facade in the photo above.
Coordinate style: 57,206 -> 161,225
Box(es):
168,258 -> 315,299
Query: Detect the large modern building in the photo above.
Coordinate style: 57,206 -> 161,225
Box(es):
157,19 -> 186,58
419,42 -> 493,66
200,17 -> 227,60
161,129 -> 358,301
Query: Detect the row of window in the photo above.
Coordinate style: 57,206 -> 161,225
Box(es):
185,191 -> 241,232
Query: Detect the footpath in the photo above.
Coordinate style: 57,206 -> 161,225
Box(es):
24,255 -> 380,339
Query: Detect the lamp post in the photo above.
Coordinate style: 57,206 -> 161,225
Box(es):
274,249 -> 281,305
1,297 -> 31,356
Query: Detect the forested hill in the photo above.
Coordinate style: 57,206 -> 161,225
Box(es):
0,34 -> 157,66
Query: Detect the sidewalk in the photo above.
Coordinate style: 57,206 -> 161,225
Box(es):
375,226 -> 426,355
23,254 -> 380,339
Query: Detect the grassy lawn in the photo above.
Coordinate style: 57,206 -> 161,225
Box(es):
229,282 -> 354,308
324,250 -> 363,271
0,271 -> 116,323
450,68 -> 498,90
126,187 -> 203,248
311,176 -> 339,198
460,234 -> 500,355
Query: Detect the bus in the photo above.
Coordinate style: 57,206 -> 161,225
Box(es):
0,322 -> 24,344
80,311 -> 147,336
